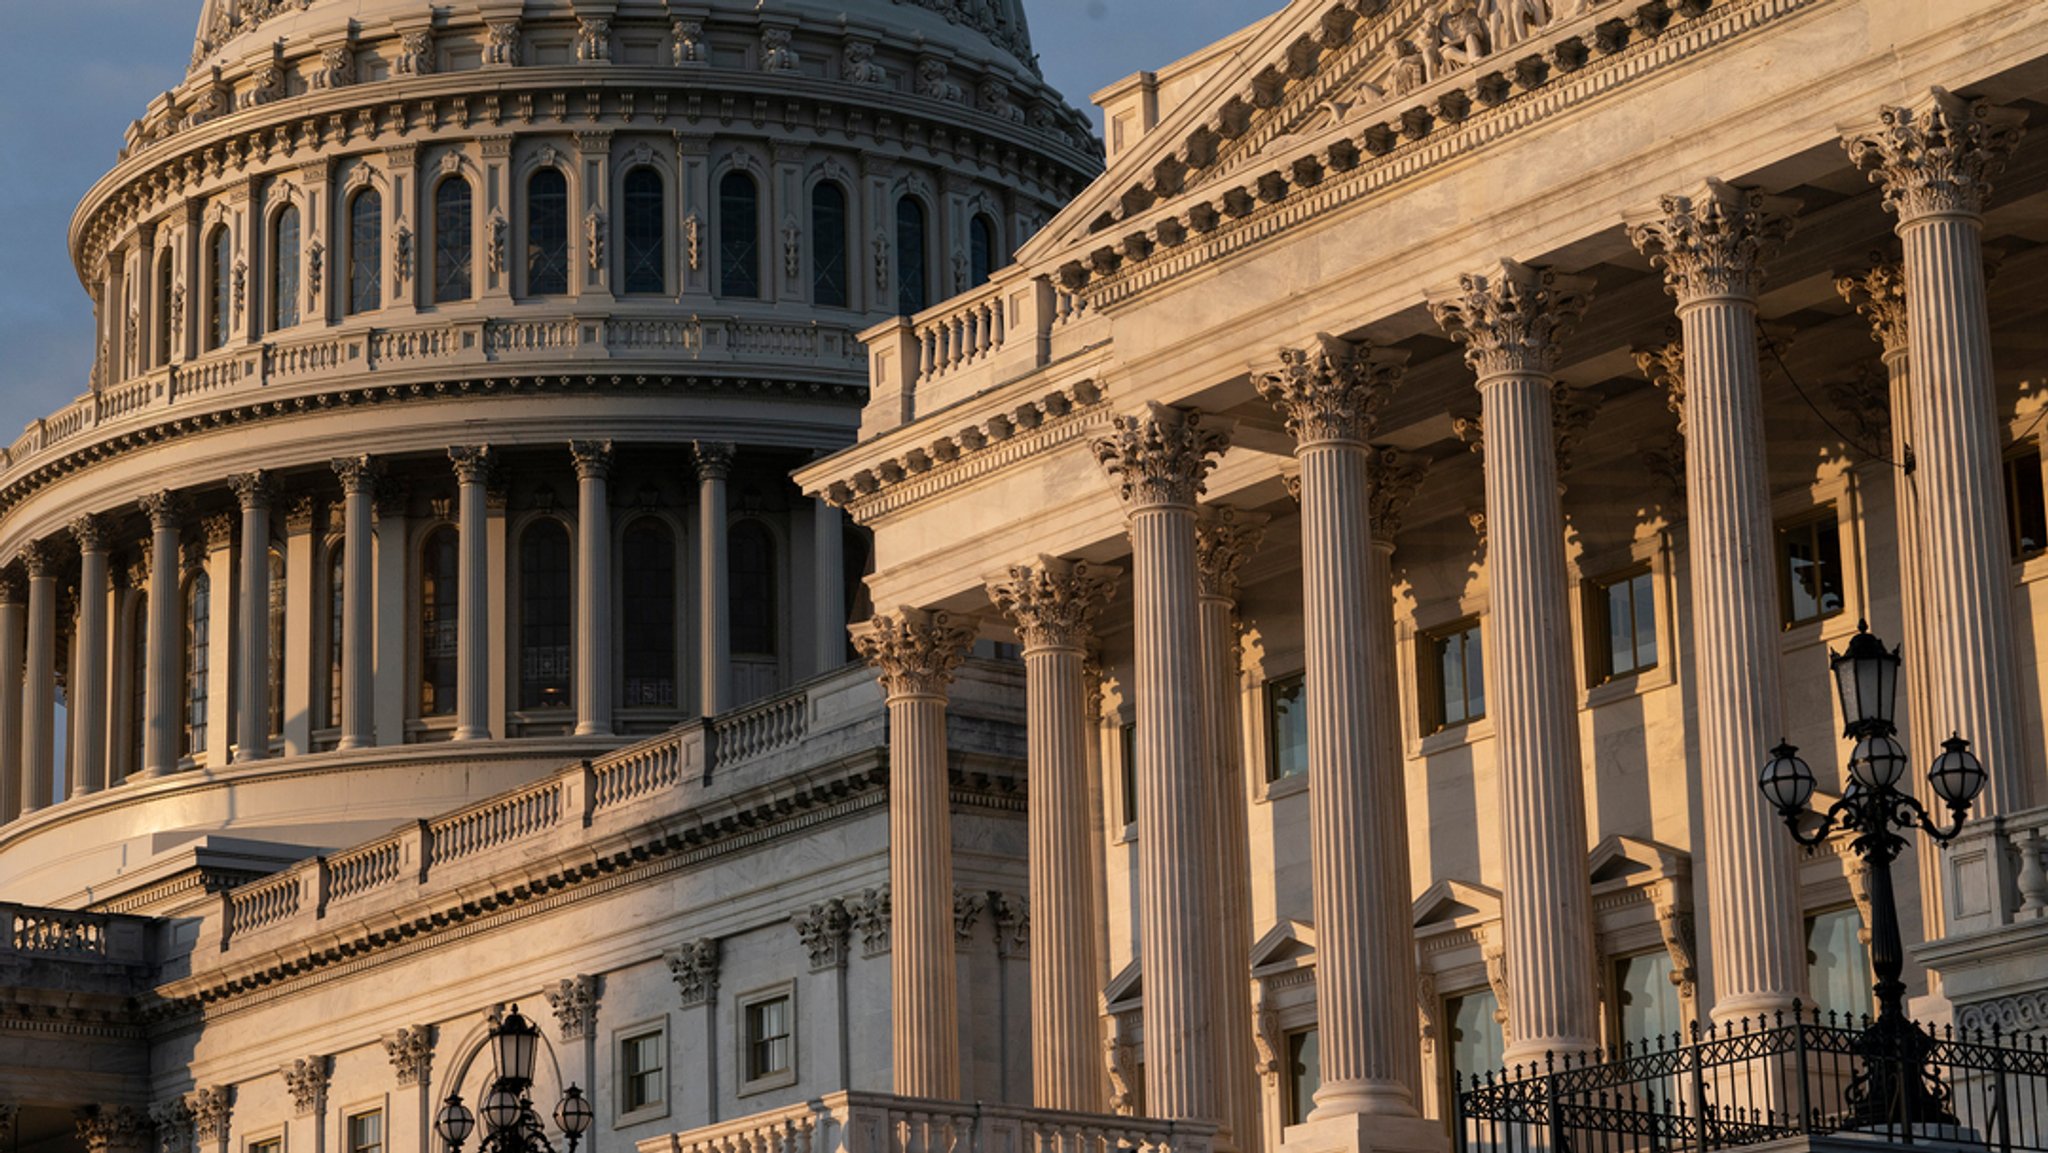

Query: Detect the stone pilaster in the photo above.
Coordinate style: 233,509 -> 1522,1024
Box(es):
1629,178 -> 1808,1019
331,458 -> 378,750
571,441 -> 614,736
139,492 -> 183,777
988,556 -> 1117,1113
694,442 -> 735,715
0,570 -> 24,821
852,607 -> 976,1099
448,446 -> 492,740
70,514 -> 113,795
230,472 -> 274,763
20,540 -> 58,809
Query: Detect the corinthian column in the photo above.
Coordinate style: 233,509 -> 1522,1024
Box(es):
695,442 -> 735,715
231,472 -> 274,763
1091,403 -> 1228,1127
1846,90 -> 2033,823
332,458 -> 378,751
1629,179 -> 1807,1019
1256,340 -> 1423,1120
852,607 -> 977,1099
449,446 -> 492,741
988,557 -> 1117,1113
20,541 -> 57,810
0,571 -> 24,820
1194,506 -> 1266,1152
70,515 -> 112,795
139,492 -> 182,777
571,441 -> 614,737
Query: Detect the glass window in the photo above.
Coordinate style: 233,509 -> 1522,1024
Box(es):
745,996 -> 792,1081
268,549 -> 286,738
156,249 -> 175,366
1778,509 -> 1845,627
1119,721 -> 1138,828
528,168 -> 570,295
272,206 -> 301,331
208,226 -> 233,351
1611,951 -> 1683,1053
1806,906 -> 1872,1023
2005,444 -> 2047,559
1283,1026 -> 1320,1127
434,176 -> 473,303
420,527 -> 459,717
1589,567 -> 1657,685
520,520 -> 573,710
718,172 -> 760,299
184,572 -> 210,756
622,167 -> 666,294
621,1029 -> 665,1113
250,1139 -> 280,1153
1423,619 -> 1485,733
1445,988 -> 1505,1086
810,183 -> 849,308
327,543 -> 345,729
347,1112 -> 382,1153
622,519 -> 677,708
969,214 -> 997,288
1266,673 -> 1308,782
730,521 -> 776,658
895,197 -> 927,315
129,591 -> 148,772
348,188 -> 382,314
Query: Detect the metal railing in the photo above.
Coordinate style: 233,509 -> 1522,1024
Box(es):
1457,1007 -> 2048,1153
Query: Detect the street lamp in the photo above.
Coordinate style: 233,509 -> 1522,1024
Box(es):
1758,622 -> 1986,1130
435,1007 -> 595,1153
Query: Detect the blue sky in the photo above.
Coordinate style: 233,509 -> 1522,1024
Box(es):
0,0 -> 1281,436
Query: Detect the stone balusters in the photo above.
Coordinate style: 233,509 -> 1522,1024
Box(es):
695,442 -> 736,716
1629,178 -> 1808,1019
1092,403 -> 1229,1128
571,441 -> 615,737
70,514 -> 113,794
448,446 -> 492,741
851,607 -> 977,1099
1846,89 -> 2033,826
0,571 -> 23,820
231,471 -> 274,763
139,491 -> 183,777
332,457 -> 379,751
988,557 -> 1117,1112
1431,259 -> 1601,1062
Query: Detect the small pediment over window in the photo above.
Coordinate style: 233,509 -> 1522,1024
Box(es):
1412,878 -> 1501,929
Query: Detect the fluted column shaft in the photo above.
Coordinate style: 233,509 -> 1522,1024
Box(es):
71,522 -> 112,795
451,447 -> 491,741
573,442 -> 614,737
334,459 -> 377,751
21,549 -> 56,809
0,580 -> 24,821
696,442 -> 734,715
141,497 -> 182,777
233,476 -> 272,763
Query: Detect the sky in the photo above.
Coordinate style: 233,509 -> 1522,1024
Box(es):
0,0 -> 1282,438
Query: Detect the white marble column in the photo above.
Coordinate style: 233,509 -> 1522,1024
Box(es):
1194,506 -> 1266,1151
1092,402 -> 1229,1126
695,442 -> 734,716
988,558 -> 1117,1113
1630,179 -> 1807,1019
1432,261 -> 1602,1061
139,492 -> 182,777
231,472 -> 273,763
332,458 -> 378,751
21,541 -> 57,810
449,446 -> 492,741
851,607 -> 977,1100
69,515 -> 112,796
571,441 -> 614,737
1848,90 -> 2033,820
0,572 -> 24,821
1256,343 -> 1420,1117
813,498 -> 847,676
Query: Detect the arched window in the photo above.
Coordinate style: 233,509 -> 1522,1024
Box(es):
434,177 -> 473,303
272,205 -> 301,331
268,548 -> 286,738
969,214 -> 998,289
621,167 -> 666,294
730,521 -> 777,658
718,171 -> 760,299
419,527 -> 459,717
527,168 -> 570,295
519,520 -> 572,710
810,183 -> 849,308
621,519 -> 677,708
326,543 -> 345,729
895,196 -> 927,315
347,188 -> 382,314
207,226 -> 233,351
129,591 -> 148,772
155,249 -> 175,366
183,572 -> 210,756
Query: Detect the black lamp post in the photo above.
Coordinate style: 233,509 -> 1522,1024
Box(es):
435,1007 -> 595,1153
1758,622 -> 1987,1131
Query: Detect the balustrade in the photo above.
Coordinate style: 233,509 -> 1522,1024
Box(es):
646,1093 -> 1217,1153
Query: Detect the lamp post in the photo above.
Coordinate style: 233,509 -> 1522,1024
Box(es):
1758,622 -> 1986,1130
435,1007 -> 595,1153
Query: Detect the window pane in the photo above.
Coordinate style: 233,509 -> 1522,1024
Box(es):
435,177 -> 473,303
1632,571 -> 1658,670
1447,990 -> 1504,1083
719,172 -> 759,298
969,215 -> 996,288
896,197 -> 928,315
811,183 -> 848,307
1284,1028 -> 1319,1127
1438,633 -> 1466,727
1613,952 -> 1682,1052
348,1113 -> 382,1153
729,521 -> 776,656
1606,579 -> 1633,679
1463,625 -> 1484,720
622,167 -> 666,294
622,520 -> 677,707
528,169 -> 570,295
520,521 -> 573,710
420,528 -> 460,716
622,1031 -> 663,1111
348,190 -> 382,314
157,252 -> 175,365
209,228 -> 233,350
268,550 -> 286,737
1267,674 -> 1308,781
328,544 -> 345,728
1806,907 -> 1872,1023
2007,448 -> 2048,557
273,206 -> 301,330
1119,721 -> 1138,827
1781,514 -> 1844,626
184,573 -> 211,755
748,997 -> 792,1079
130,591 -> 148,771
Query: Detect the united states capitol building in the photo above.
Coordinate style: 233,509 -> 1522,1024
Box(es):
4,3 -> 2048,1153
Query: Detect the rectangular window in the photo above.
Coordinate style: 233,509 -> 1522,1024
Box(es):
1445,988 -> 1504,1087
1805,906 -> 1872,1023
1587,567 -> 1657,685
1610,951 -> 1683,1053
1778,510 -> 1845,627
1266,674 -> 1308,782
1421,619 -> 1485,734
620,1029 -> 665,1114
346,1113 -> 382,1153
1283,1026 -> 1320,1127
2005,443 -> 2047,559
744,994 -> 793,1085
1119,721 -> 1139,828
250,1139 -> 281,1153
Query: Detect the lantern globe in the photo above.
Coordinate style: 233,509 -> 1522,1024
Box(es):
494,1006 -> 541,1087
1928,733 -> 1987,809
1759,741 -> 1816,813
555,1086 -> 595,1138
433,1096 -> 475,1148
1830,623 -> 1901,737
479,1088 -> 523,1133
1848,734 -> 1909,791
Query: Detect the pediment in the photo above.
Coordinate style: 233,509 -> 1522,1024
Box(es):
1587,834 -> 1689,888
1412,878 -> 1501,929
1103,957 -> 1142,1011
1250,918 -> 1318,973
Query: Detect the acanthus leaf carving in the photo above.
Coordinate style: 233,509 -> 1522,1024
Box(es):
1091,402 -> 1230,509
847,885 -> 892,956
664,939 -> 721,1006
281,1056 -> 329,1116
380,1026 -> 434,1087
852,608 -> 975,698
792,898 -> 853,971
1429,259 -> 1592,380
1628,179 -> 1796,303
544,974 -> 601,1040
1256,334 -> 1403,447
987,556 -> 1117,651
1845,88 -> 2026,223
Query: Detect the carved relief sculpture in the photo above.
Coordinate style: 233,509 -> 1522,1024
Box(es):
761,29 -> 800,72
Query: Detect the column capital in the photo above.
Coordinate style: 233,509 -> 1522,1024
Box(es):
1255,334 -> 1404,446
70,513 -> 113,553
186,1086 -> 232,1145
853,607 -> 976,699
19,538 -> 59,578
986,556 -> 1117,651
1091,402 -> 1229,509
1365,447 -> 1431,540
75,1106 -> 153,1153
1427,259 -> 1592,379
0,568 -> 23,603
1194,506 -> 1268,601
1835,259 -> 1909,358
693,440 -> 736,481
1627,178 -> 1796,302
1633,328 -> 1687,437
331,455 -> 382,495
448,444 -> 492,485
283,495 -> 319,534
282,1055 -> 329,1116
1845,88 -> 2025,223
139,490 -> 184,531
1553,386 -> 1605,474
570,439 -> 615,480
228,470 -> 275,510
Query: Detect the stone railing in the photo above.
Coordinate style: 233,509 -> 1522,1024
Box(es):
426,777 -> 567,867
1935,801 -> 2048,937
712,692 -> 809,766
640,1093 -> 1218,1153
0,903 -> 149,965
915,283 -> 1008,388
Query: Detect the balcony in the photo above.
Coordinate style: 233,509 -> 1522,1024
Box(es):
640,1092 -> 1218,1153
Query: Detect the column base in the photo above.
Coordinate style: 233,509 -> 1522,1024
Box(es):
1281,1112 -> 1448,1153
574,722 -> 613,738
336,736 -> 371,752
453,727 -> 490,742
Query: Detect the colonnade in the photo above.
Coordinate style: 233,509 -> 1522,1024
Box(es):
847,88 -> 2029,1141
